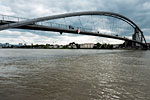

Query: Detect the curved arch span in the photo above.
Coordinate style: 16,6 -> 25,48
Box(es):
0,11 -> 146,44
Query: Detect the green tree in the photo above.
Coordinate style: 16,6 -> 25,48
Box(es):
96,42 -> 101,49
44,44 -> 49,49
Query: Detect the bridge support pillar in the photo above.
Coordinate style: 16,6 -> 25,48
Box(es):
132,28 -> 141,48
124,41 -> 132,48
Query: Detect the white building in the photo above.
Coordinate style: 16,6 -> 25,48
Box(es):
59,45 -> 63,49
80,43 -> 94,48
53,45 -> 59,49
113,44 -> 120,49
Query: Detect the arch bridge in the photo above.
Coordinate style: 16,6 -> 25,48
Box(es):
0,11 -> 148,49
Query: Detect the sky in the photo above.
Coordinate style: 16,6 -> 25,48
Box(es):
0,0 -> 150,45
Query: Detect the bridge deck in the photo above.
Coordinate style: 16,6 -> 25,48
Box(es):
0,20 -> 147,46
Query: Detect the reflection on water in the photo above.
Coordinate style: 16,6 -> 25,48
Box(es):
0,49 -> 150,100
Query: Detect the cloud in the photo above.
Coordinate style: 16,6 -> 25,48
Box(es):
0,5 -> 15,15
0,0 -> 150,44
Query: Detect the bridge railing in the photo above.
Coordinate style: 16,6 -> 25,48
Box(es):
0,14 -> 98,33
0,14 -> 94,33
0,14 -> 29,22
35,21 -> 93,33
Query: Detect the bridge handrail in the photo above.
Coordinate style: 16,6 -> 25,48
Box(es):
0,14 -> 94,33
0,14 -> 29,22
35,21 -> 93,32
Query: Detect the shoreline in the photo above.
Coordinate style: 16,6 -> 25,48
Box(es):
0,48 -> 149,50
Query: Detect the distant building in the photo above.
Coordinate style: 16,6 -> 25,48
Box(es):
48,45 -> 54,49
80,43 -> 94,48
112,44 -> 120,49
59,45 -> 63,49
19,43 -> 23,47
72,45 -> 77,49
5,43 -> 11,48
68,45 -> 72,48
53,45 -> 59,49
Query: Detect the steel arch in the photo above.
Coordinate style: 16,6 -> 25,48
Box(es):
0,11 -> 147,43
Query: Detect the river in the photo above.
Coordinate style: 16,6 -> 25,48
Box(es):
0,49 -> 150,100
